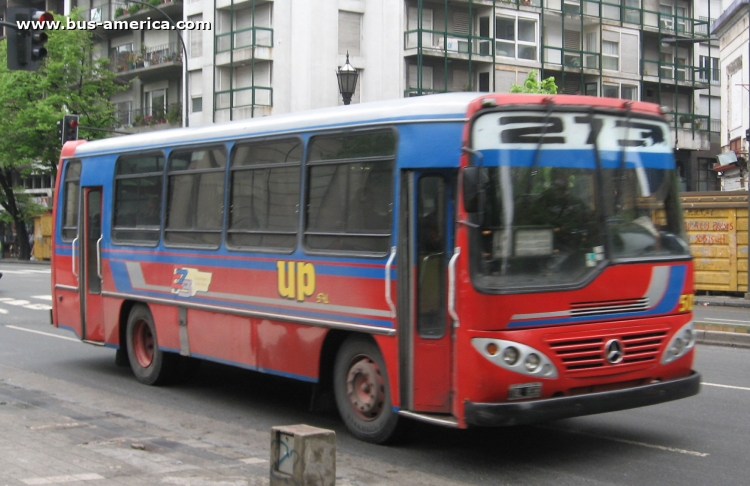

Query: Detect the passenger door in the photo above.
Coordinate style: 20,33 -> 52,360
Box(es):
399,170 -> 456,413
81,187 -> 105,342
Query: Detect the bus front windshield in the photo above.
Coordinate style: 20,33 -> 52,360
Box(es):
469,109 -> 690,291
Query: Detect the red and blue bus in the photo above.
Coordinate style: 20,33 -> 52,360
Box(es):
51,93 -> 700,443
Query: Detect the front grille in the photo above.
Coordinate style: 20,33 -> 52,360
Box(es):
569,297 -> 649,317
547,329 -> 668,373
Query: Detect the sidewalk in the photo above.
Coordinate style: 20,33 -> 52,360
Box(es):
694,293 -> 750,349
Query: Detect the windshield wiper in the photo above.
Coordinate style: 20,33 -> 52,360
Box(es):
614,103 -> 632,213
523,99 -> 556,196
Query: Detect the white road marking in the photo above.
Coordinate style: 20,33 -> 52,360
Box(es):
21,473 -> 104,485
23,303 -> 53,311
241,457 -> 268,465
540,425 -> 709,457
0,308 -> 7,314
703,382 -> 750,392
5,325 -> 79,342
32,295 -> 53,301
0,269 -> 50,274
29,422 -> 85,431
0,299 -> 30,306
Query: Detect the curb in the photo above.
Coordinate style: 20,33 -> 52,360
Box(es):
694,297 -> 750,309
696,329 -> 750,349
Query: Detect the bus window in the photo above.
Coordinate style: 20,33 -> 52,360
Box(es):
61,160 -> 82,241
228,138 -> 303,251
165,147 -> 226,247
305,131 -> 396,254
112,153 -> 165,244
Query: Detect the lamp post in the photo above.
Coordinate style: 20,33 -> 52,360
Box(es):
336,52 -> 359,105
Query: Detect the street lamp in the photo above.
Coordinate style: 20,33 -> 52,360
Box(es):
336,52 -> 358,105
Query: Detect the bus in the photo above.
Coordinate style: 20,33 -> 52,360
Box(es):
51,93 -> 700,443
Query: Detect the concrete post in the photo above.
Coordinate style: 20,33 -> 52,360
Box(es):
270,424 -> 336,486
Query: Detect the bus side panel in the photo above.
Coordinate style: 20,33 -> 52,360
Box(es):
257,320 -> 325,381
102,296 -> 125,346
373,334 -> 401,409
151,304 -> 182,352
188,310 -> 256,367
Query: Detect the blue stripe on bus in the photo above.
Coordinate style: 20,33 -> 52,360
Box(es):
108,261 -> 393,327
104,253 -> 390,279
478,148 -> 673,170
506,265 -> 686,328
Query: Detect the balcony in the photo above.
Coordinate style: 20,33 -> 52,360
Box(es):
111,43 -> 183,81
116,103 -> 182,131
81,1 -> 184,37
404,29 -> 494,61
215,27 -> 274,66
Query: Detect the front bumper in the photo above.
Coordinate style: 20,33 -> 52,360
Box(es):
465,371 -> 701,427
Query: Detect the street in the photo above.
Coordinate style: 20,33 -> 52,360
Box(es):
1,262 -> 750,485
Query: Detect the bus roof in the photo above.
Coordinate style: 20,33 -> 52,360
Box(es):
74,92 -> 480,157
73,92 -> 664,158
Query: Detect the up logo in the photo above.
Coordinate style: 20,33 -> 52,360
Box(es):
277,261 -> 316,302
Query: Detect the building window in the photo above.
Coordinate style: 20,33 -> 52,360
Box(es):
696,158 -> 720,191
699,56 -> 720,84
602,40 -> 619,70
603,84 -> 619,98
189,14 -> 203,58
146,88 -> 166,120
192,97 -> 202,113
338,11 -> 362,56
495,15 -> 538,61
621,84 -> 638,100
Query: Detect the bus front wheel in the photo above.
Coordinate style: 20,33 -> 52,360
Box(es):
125,304 -> 177,386
333,336 -> 399,444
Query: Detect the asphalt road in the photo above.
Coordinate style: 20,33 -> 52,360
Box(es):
1,263 -> 750,485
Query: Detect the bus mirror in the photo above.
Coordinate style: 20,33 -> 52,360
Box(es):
462,166 -> 484,213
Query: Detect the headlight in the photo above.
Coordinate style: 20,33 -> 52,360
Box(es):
472,338 -> 558,379
661,321 -> 696,364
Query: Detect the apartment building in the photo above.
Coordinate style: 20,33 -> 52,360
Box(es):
1,0 -> 725,191
711,0 -> 749,190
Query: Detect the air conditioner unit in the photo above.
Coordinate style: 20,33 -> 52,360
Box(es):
661,18 -> 674,30
446,38 -> 469,53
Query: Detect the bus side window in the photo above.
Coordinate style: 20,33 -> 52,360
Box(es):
113,153 -> 165,244
228,138 -> 302,251
305,130 -> 396,255
61,160 -> 82,241
165,147 -> 226,248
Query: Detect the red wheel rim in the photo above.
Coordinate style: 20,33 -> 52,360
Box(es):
345,355 -> 385,421
132,319 -> 154,368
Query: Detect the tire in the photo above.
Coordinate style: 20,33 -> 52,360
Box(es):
125,304 -> 177,386
333,336 -> 400,444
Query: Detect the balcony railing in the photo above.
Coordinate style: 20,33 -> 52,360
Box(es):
110,43 -> 182,74
215,86 -> 273,110
544,47 -> 600,69
116,103 -> 182,128
665,112 -> 710,133
404,29 -> 494,57
81,1 -> 181,23
216,26 -> 273,53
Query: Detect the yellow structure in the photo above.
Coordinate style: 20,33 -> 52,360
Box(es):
32,213 -> 53,261
681,191 -> 748,293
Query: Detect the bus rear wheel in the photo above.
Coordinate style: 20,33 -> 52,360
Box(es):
126,304 -> 177,386
333,336 -> 399,444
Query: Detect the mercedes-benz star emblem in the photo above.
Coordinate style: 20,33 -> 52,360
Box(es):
604,339 -> 624,364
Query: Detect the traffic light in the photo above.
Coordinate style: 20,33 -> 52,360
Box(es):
61,115 -> 79,145
6,7 -> 53,71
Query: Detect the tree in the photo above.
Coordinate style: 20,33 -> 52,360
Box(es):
510,70 -> 558,94
0,10 -> 126,259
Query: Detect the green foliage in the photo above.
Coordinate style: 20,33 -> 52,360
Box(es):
0,9 -> 127,259
509,70 -> 558,94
